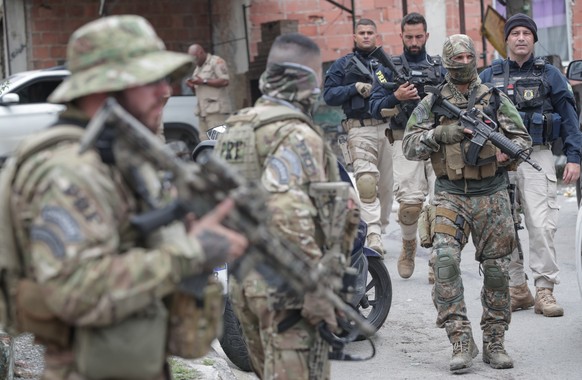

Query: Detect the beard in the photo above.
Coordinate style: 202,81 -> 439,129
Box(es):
404,44 -> 427,57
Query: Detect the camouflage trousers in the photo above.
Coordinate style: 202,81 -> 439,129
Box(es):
431,189 -> 513,344
229,274 -> 330,380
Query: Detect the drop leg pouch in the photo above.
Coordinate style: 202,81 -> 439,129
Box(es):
73,300 -> 168,380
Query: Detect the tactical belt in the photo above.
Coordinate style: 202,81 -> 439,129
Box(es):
433,206 -> 470,245
344,118 -> 387,128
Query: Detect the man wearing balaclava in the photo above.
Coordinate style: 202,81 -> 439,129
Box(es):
403,34 -> 531,372
480,13 -> 582,319
215,33 -> 359,380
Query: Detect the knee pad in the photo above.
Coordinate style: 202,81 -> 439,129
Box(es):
398,203 -> 423,226
356,173 -> 377,203
482,260 -> 508,290
434,252 -> 460,283
434,252 -> 463,305
482,259 -> 510,311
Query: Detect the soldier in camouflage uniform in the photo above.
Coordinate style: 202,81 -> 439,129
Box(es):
219,33 -> 358,380
403,34 -> 531,372
0,15 -> 247,380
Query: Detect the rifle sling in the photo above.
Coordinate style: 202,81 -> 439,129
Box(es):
277,309 -> 303,333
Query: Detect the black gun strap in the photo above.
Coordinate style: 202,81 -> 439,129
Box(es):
351,54 -> 373,81
277,309 -> 303,333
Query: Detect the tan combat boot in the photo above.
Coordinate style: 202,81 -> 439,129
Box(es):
367,233 -> 384,257
509,282 -> 534,312
534,287 -> 564,317
450,336 -> 479,372
483,326 -> 514,369
397,238 -> 416,278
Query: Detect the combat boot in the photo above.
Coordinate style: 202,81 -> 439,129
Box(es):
534,287 -> 564,317
509,282 -> 534,312
397,238 -> 416,278
483,328 -> 513,369
450,336 -> 479,372
367,233 -> 384,257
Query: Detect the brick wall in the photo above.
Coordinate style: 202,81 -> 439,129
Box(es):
27,0 -> 210,69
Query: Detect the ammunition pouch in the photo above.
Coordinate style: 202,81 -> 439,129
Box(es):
74,300 -> 168,380
519,111 -> 561,145
15,279 -> 71,349
167,276 -> 224,359
418,205 -> 436,248
433,140 -> 497,181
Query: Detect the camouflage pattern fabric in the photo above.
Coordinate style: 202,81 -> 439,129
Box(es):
402,34 -> 531,346
229,62 -> 344,379
431,190 -> 513,343
258,63 -> 322,115
441,34 -> 478,85
49,15 -> 192,103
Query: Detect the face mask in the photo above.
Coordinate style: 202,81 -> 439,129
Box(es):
259,62 -> 321,114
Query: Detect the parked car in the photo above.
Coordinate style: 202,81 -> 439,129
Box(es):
0,66 -> 200,165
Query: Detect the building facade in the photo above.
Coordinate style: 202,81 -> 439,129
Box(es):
2,0 -> 582,106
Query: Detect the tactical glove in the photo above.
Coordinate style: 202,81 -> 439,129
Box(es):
433,123 -> 466,144
355,82 -> 373,98
301,291 -> 338,330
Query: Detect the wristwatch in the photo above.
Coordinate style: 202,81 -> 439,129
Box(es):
203,79 -> 208,85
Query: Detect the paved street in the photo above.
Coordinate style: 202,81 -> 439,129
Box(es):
209,183 -> 582,379
329,184 -> 582,379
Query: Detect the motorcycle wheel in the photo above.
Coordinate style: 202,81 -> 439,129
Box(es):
354,256 -> 392,340
219,298 -> 253,372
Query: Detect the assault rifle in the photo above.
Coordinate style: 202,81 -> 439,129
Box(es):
79,98 -> 376,342
425,86 -> 542,171
370,47 -> 431,97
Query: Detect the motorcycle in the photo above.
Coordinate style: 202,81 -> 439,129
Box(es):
192,130 -> 392,371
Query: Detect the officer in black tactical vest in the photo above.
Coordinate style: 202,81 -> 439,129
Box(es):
369,12 -> 446,280
480,13 -> 582,318
323,18 -> 394,256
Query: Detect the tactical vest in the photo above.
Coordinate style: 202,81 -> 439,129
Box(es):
490,58 -> 560,145
215,104 -> 340,183
342,53 -> 378,119
390,54 -> 444,130
0,126 -> 85,337
430,84 -> 500,181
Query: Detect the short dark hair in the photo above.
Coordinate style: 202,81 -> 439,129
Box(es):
272,32 -> 320,55
356,18 -> 377,29
401,12 -> 427,32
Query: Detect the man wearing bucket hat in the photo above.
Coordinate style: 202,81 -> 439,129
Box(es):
404,34 -> 531,372
0,15 -> 247,379
480,13 -> 582,318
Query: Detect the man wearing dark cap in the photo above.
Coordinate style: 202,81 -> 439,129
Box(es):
480,13 -> 582,318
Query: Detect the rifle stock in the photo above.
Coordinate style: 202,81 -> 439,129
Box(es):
424,86 -> 542,171
79,97 -> 376,338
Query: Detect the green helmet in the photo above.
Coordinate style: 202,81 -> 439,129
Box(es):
49,15 -> 192,103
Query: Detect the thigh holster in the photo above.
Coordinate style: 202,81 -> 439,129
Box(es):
433,207 -> 470,245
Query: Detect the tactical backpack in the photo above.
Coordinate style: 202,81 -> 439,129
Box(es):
0,126 -> 85,337
215,104 -> 315,180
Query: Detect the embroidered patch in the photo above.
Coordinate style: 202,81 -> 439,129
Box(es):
41,206 -> 83,242
280,147 -> 303,179
265,156 -> 289,185
294,139 -> 317,177
31,225 -> 66,259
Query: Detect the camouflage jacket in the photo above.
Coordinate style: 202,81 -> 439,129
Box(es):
9,107 -> 206,327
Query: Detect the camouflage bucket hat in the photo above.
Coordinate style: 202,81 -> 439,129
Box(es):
49,15 -> 192,103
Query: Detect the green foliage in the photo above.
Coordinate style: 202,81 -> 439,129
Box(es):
169,357 -> 203,380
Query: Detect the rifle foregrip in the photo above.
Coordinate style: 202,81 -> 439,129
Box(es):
488,132 -> 542,171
